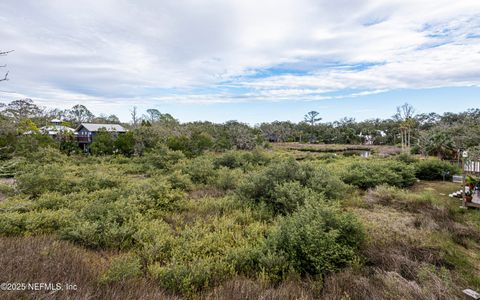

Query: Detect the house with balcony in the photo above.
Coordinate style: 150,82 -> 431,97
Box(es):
75,123 -> 128,150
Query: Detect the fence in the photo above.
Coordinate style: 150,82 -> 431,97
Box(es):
465,161 -> 480,173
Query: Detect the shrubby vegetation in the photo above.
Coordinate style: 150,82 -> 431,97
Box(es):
0,99 -> 479,298
336,158 -> 417,189
414,158 -> 460,180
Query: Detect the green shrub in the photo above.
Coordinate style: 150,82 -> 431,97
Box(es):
133,219 -> 175,265
340,159 -> 416,189
149,258 -> 233,296
61,199 -> 139,249
0,183 -> 14,197
34,192 -> 69,210
214,151 -> 245,169
237,158 -> 347,213
91,130 -> 114,155
395,153 -> 419,164
215,167 -> 243,191
23,209 -> 75,234
0,211 -> 25,235
414,158 -> 460,180
183,156 -> 216,185
128,177 -> 184,212
167,170 -> 193,191
100,254 -> 142,284
15,164 -> 77,197
272,181 -> 316,214
142,145 -> 186,171
269,199 -> 364,277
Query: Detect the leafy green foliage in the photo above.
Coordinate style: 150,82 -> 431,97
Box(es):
114,131 -> 135,156
269,199 -> 364,277
90,130 -> 114,155
237,158 -> 347,214
339,159 -> 416,189
414,158 -> 460,180
100,254 -> 142,284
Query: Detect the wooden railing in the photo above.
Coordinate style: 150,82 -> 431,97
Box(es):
76,136 -> 91,143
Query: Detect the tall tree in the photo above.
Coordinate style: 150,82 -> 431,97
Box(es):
131,106 -> 139,127
146,108 -> 161,123
304,111 -> 322,126
2,99 -> 42,121
394,103 -> 416,152
68,104 -> 94,124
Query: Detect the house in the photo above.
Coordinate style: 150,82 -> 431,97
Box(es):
24,119 -> 75,137
75,123 -> 128,150
358,130 -> 387,145
39,119 -> 75,138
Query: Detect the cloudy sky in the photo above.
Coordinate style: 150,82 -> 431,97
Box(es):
1,0 -> 479,123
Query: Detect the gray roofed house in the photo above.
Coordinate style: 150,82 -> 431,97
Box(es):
75,123 -> 128,150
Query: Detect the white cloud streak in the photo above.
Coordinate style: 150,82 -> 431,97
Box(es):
0,0 -> 479,115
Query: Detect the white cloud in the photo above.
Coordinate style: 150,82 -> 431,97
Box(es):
0,0 -> 479,117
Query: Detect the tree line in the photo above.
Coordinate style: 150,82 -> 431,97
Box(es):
0,98 -> 479,159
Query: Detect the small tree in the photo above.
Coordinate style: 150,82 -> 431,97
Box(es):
90,129 -> 114,155
114,131 -> 135,156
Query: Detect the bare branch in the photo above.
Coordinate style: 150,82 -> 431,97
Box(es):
0,50 -> 13,82
0,71 -> 8,82
0,50 -> 14,56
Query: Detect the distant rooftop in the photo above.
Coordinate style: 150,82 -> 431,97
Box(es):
76,123 -> 127,132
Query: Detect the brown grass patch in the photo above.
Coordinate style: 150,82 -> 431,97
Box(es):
0,236 -> 178,300
203,277 -> 317,300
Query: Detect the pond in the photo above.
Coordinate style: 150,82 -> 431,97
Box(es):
342,150 -> 371,158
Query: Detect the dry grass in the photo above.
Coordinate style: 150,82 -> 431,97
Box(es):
338,181 -> 480,299
0,236 -> 179,300
321,268 -> 458,300
203,277 -> 317,300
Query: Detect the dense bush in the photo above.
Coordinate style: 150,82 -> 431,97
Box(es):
60,197 -> 140,249
269,199 -> 364,277
141,145 -> 186,171
339,159 -> 416,189
183,155 -> 217,185
215,167 -> 243,191
15,164 -> 76,197
214,149 -> 271,171
237,158 -> 347,214
100,254 -> 142,284
414,158 -> 460,180
148,216 -> 268,296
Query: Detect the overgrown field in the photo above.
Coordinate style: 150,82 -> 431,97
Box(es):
0,146 -> 479,299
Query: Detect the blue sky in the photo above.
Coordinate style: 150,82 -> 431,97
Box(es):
0,0 -> 479,124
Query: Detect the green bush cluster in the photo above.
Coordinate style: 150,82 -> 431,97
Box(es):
268,199 -> 364,277
338,158 -> 416,189
237,158 -> 347,214
414,158 -> 460,180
